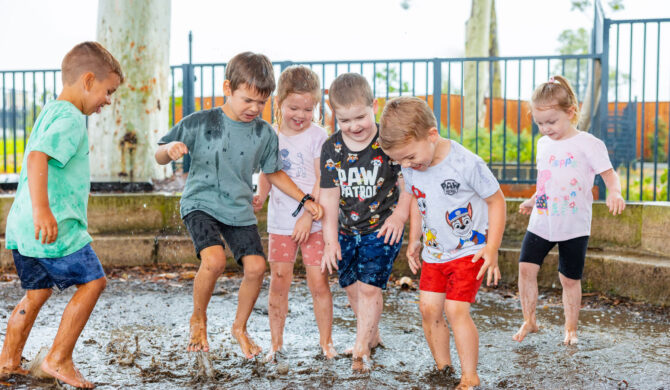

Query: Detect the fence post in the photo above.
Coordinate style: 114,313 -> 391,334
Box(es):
181,31 -> 195,172
596,16 -> 610,200
432,58 -> 442,132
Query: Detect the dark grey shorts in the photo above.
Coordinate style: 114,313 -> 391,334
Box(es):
182,210 -> 265,265
519,231 -> 589,280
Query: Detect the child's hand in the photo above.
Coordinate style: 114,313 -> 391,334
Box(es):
321,241 -> 341,274
519,198 -> 534,215
304,200 -> 324,221
252,195 -> 265,212
33,206 -> 58,244
606,192 -> 625,215
167,141 -> 189,161
472,244 -> 501,286
406,240 -> 422,274
376,214 -> 404,245
292,213 -> 313,245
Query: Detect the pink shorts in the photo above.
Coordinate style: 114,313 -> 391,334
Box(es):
419,255 -> 485,303
268,231 -> 324,267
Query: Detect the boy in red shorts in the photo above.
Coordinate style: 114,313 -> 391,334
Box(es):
379,97 -> 506,390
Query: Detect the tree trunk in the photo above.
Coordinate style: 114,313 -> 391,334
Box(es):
90,0 -> 171,183
489,0 -> 501,98
464,0 -> 492,131
577,59 -> 602,133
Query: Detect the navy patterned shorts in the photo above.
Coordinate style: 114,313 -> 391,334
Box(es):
183,210 -> 265,265
12,244 -> 105,291
337,231 -> 402,289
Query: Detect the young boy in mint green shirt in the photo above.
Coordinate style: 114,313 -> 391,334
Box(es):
0,42 -> 123,389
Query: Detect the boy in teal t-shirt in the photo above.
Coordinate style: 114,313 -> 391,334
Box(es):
0,42 -> 123,389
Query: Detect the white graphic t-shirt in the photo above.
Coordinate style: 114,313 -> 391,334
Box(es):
527,131 -> 613,242
267,124 -> 328,235
402,141 -> 500,263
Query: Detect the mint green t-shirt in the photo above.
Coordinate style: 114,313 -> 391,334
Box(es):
5,100 -> 92,258
158,108 -> 282,226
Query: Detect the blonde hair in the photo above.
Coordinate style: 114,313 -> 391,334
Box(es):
328,73 -> 374,112
379,96 -> 437,150
531,75 -> 580,124
61,42 -> 124,85
225,52 -> 275,98
275,66 -> 321,129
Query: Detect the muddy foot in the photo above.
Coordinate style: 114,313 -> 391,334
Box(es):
188,319 -> 209,352
513,321 -> 539,342
40,359 -> 94,389
263,348 -> 282,364
351,355 -> 371,373
456,374 -> 480,390
231,327 -> 262,359
342,346 -> 353,356
0,365 -> 29,378
321,343 -> 337,359
564,329 -> 579,345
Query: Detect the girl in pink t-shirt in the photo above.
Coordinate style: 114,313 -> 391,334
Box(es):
513,75 -> 626,346
252,66 -> 335,361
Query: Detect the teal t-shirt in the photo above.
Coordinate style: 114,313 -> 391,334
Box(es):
159,108 -> 282,226
5,100 -> 92,258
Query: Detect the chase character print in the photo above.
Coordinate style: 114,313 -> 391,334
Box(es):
445,203 -> 487,249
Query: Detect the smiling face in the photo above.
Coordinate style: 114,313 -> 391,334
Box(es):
531,101 -> 577,141
280,92 -> 317,134
223,81 -> 270,122
333,101 -> 377,148
382,128 -> 439,171
82,71 -> 121,115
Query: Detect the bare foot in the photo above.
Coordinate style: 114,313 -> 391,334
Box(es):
513,321 -> 539,342
342,346 -> 353,356
564,329 -> 579,345
263,347 -> 280,364
0,365 -> 29,378
321,343 -> 337,359
188,318 -> 209,352
231,327 -> 262,359
369,335 -> 385,351
456,374 -> 480,390
40,359 -> 94,389
351,355 -> 371,372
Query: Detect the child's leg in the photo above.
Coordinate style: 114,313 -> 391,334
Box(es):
0,289 -> 52,376
190,245 -> 227,352
513,262 -> 540,342
351,282 -> 383,363
444,300 -> 480,388
267,261 -> 294,357
231,254 -> 266,358
40,276 -> 106,389
418,290 -> 451,369
559,273 -> 581,345
305,265 -> 336,358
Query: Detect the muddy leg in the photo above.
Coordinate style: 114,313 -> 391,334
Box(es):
513,263 -> 540,342
305,265 -> 336,358
351,282 -> 382,372
40,276 -> 106,389
559,272 -> 581,345
418,291 -> 452,370
0,289 -> 52,378
190,245 -> 227,352
342,282 -> 359,356
232,255 -> 265,359
266,261 -> 294,362
445,300 -> 480,389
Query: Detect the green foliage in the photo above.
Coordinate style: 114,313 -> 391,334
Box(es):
557,28 -> 589,55
0,138 -> 26,173
644,116 -> 669,162
374,66 -> 410,95
624,167 -> 668,201
168,96 -> 183,127
441,123 -> 535,163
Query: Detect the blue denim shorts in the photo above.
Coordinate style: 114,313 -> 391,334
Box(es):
12,244 -> 106,291
337,231 -> 402,289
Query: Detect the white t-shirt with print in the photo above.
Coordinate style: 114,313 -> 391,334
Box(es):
267,124 -> 328,235
527,131 -> 613,242
402,141 -> 500,264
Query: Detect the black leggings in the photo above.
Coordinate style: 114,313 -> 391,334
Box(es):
518,231 -> 589,280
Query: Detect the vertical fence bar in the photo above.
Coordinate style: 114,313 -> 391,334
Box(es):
475,61 -> 480,154
488,60 -> 493,164
385,61 -> 390,105
412,61 -> 416,97
531,59 -> 536,168
502,59 -> 508,180
517,60 -> 522,181
42,72 -> 46,106
460,61 -> 464,143
596,17 -> 610,199
52,72 -> 57,99
22,72 -> 26,150
2,73 -> 5,172
211,66 -> 215,111
447,62 -> 451,137
626,23 -> 634,200
398,61 -> 403,96
432,58 -> 442,133
32,72 -> 36,138
639,23 -> 647,200
652,22 -> 660,200
11,72 -> 17,172
576,58 -> 581,98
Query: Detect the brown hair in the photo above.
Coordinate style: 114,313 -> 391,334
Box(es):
531,75 -> 580,124
328,73 -> 374,111
225,52 -> 275,97
379,96 -> 437,150
61,42 -> 124,85
275,66 -> 321,128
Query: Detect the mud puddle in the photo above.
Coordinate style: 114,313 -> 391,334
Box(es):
0,270 -> 668,389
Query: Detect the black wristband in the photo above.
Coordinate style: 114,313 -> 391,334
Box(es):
292,194 -> 315,217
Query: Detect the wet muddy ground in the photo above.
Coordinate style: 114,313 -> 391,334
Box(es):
0,266 -> 668,389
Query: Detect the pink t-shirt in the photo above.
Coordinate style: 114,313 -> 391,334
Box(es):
527,131 -> 613,242
267,124 -> 328,235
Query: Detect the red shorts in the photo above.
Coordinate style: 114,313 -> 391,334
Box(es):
419,255 -> 485,303
268,231 -> 324,267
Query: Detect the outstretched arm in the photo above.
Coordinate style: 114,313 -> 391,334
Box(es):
155,141 -> 189,165
600,168 -> 625,215
27,151 -> 57,244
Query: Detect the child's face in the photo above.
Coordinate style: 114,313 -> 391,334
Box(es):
280,92 -> 316,132
333,101 -> 377,145
383,128 -> 439,171
531,102 -> 575,141
83,72 -> 121,116
223,82 -> 270,122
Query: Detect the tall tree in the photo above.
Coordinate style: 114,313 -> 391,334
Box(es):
89,0 -> 171,183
